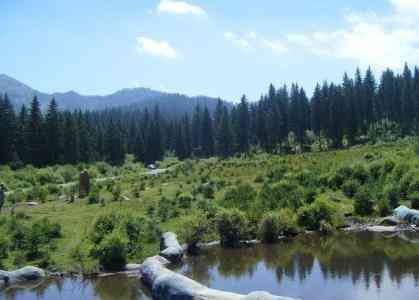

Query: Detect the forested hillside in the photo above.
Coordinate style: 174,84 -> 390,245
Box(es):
0,64 -> 418,167
0,74 -> 225,116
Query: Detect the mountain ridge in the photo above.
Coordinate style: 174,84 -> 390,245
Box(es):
0,74 -> 229,116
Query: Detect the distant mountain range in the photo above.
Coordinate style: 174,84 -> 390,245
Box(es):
0,74 -> 229,116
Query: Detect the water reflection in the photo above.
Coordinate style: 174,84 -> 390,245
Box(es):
2,232 -> 419,300
1,275 -> 152,300
177,231 -> 419,300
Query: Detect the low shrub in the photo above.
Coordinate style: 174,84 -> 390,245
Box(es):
0,234 -> 9,266
179,212 -> 210,253
342,180 -> 360,198
354,187 -> 374,216
409,192 -> 419,210
297,198 -> 338,231
88,187 -> 100,205
222,183 -> 256,211
352,164 -> 369,184
259,209 -> 297,242
90,212 -> 159,261
177,194 -> 193,209
383,183 -> 401,209
94,231 -> 128,271
377,199 -> 391,217
259,212 -> 282,243
216,209 -> 248,247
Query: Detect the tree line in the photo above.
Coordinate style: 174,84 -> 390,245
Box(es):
1,64 -> 419,167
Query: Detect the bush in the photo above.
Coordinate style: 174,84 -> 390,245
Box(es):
342,180 -> 360,198
377,199 -> 391,217
90,213 -> 118,244
90,212 -> 159,258
0,234 -> 9,265
258,210 -> 297,242
304,188 -> 317,204
177,194 -> 193,209
222,183 -> 256,211
267,166 -> 288,182
88,187 -> 100,205
382,159 -> 396,174
200,183 -> 214,199
354,187 -> 374,216
179,212 -> 210,253
352,164 -> 369,184
408,178 -> 419,194
297,198 -> 338,231
32,185 -> 48,203
383,183 -> 401,209
216,209 -> 248,247
392,163 -> 409,181
112,185 -> 122,202
259,212 -> 282,243
328,172 -> 345,189
400,171 -> 417,195
23,218 -> 61,260
409,192 -> 419,210
94,231 -> 128,271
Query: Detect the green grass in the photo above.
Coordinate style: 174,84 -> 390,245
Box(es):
1,138 -> 418,271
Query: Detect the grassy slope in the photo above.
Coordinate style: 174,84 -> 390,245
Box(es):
0,139 -> 416,271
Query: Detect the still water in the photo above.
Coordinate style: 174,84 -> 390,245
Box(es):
2,231 -> 419,300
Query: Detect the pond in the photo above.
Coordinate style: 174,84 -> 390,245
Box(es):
2,231 -> 419,300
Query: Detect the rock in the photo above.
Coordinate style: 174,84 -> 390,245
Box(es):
140,256 -> 299,300
160,232 -> 184,263
378,216 -> 401,226
26,201 -> 39,207
124,263 -> 142,271
366,225 -> 399,233
394,206 -> 419,225
0,266 -> 45,288
79,170 -> 90,198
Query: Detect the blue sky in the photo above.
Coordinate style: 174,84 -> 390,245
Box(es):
1,0 -> 419,102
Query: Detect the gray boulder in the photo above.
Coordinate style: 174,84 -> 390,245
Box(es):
378,216 -> 401,226
140,256 -> 299,300
0,266 -> 45,288
160,232 -> 184,263
394,206 -> 419,225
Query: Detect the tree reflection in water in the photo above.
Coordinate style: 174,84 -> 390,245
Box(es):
178,231 -> 419,299
3,232 -> 419,300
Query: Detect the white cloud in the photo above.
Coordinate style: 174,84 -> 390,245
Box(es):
136,37 -> 177,59
284,0 -> 419,69
390,0 -> 419,17
224,31 -> 288,56
224,32 -> 253,51
157,0 -> 206,16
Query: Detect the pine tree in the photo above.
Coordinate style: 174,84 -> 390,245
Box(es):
182,115 -> 192,157
16,105 -> 29,163
77,111 -> 94,163
134,131 -> 145,162
191,105 -> 202,153
342,73 -> 356,144
311,84 -> 322,135
363,67 -> 377,128
63,112 -> 79,164
44,98 -> 61,164
27,96 -> 45,166
237,95 -> 250,153
401,64 -> 414,134
0,94 -> 17,164
105,120 -> 125,165
216,106 -> 234,157
201,107 -> 214,157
